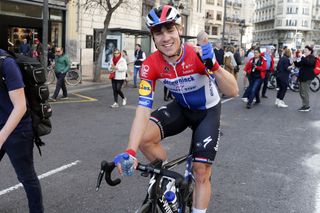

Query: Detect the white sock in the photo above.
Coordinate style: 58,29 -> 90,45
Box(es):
192,207 -> 207,213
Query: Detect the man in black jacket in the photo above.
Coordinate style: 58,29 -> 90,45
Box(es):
214,42 -> 224,66
294,45 -> 316,112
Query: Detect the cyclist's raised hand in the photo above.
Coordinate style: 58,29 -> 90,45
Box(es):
113,149 -> 138,176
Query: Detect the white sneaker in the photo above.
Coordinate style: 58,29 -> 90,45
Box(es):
275,98 -> 280,106
110,102 -> 119,108
122,98 -> 127,106
277,100 -> 288,108
241,98 -> 248,103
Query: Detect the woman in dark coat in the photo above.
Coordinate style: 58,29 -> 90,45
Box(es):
275,48 -> 293,108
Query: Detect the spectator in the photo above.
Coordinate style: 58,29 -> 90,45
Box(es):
242,48 -> 267,109
224,46 -> 237,79
0,48 -> 44,213
19,38 -> 30,56
260,47 -> 275,98
275,48 -> 293,108
214,42 -> 224,65
122,50 -> 130,87
109,48 -> 127,108
234,46 -> 242,80
133,44 -> 146,88
294,45 -> 316,112
49,47 -> 70,101
243,46 -> 255,90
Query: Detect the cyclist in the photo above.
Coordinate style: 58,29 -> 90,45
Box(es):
113,5 -> 238,213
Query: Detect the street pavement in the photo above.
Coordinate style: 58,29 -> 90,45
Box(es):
0,73 -> 320,213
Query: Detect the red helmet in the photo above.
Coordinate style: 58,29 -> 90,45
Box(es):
146,5 -> 181,29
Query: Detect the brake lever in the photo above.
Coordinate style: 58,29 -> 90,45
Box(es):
96,161 -> 107,191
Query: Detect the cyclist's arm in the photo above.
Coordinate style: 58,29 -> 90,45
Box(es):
212,66 -> 239,97
126,106 -> 151,152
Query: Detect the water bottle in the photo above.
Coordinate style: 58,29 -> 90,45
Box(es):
164,190 -> 179,213
120,153 -> 134,176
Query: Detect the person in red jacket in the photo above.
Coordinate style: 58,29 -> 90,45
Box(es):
242,48 -> 267,108
260,48 -> 275,98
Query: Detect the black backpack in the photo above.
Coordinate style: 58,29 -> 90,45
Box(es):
0,51 -> 52,155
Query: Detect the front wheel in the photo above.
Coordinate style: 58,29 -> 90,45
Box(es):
288,73 -> 299,92
65,69 -> 81,86
267,73 -> 277,89
135,201 -> 162,213
310,76 -> 320,92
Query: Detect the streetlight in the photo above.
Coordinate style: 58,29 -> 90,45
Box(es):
239,19 -> 246,49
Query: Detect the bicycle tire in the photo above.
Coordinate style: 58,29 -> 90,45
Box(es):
135,201 -> 162,213
46,69 -> 56,85
267,73 -> 276,89
288,73 -> 299,92
65,69 -> 81,86
310,76 -> 320,92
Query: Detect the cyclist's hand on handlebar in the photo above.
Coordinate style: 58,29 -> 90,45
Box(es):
113,149 -> 138,176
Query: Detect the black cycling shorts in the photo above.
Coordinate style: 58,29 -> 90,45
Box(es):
150,101 -> 221,164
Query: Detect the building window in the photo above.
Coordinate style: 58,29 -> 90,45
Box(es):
206,10 -> 214,19
205,25 -> 211,34
212,26 -> 218,35
277,7 -> 283,15
302,8 -> 309,15
216,12 -> 222,21
217,0 -> 223,6
206,0 -> 215,5
286,19 -> 297,26
302,20 -> 309,27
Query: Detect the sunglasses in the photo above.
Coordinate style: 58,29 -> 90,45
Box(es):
114,52 -> 120,55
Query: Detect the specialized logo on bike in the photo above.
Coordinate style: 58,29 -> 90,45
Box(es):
139,80 -> 153,98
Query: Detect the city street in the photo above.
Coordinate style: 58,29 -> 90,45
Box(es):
1,75 -> 320,213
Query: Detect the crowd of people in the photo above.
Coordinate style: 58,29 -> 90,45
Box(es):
240,45 -> 318,111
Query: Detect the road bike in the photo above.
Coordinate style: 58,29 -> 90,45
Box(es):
65,62 -> 81,86
45,61 -> 82,86
96,154 -> 195,213
267,72 -> 277,89
288,68 -> 320,92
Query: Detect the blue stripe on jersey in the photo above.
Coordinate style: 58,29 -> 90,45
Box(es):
171,86 -> 207,110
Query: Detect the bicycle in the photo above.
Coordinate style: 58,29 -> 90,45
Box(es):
96,154 -> 195,213
45,61 -> 82,86
65,62 -> 81,86
288,68 -> 320,92
267,72 -> 277,89
46,60 -> 56,85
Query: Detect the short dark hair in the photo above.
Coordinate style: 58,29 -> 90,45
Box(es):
305,45 -> 313,54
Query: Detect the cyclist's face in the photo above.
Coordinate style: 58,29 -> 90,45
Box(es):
152,23 -> 181,58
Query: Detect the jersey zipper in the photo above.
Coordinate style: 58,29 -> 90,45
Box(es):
170,63 -> 190,109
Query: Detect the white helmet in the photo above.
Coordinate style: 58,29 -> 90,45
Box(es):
146,5 -> 182,29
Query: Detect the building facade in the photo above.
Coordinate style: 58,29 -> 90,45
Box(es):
0,0 -> 67,52
253,0 -> 320,50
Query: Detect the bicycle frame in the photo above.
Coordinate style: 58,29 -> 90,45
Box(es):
96,154 -> 194,213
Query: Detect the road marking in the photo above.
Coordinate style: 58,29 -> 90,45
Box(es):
50,93 -> 97,104
221,97 -> 234,103
0,160 -> 81,196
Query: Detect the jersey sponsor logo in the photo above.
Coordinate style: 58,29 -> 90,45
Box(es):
140,65 -> 150,78
162,76 -> 195,86
206,69 -> 215,75
203,136 -> 212,148
139,79 -> 152,98
164,66 -> 170,72
138,97 -> 153,108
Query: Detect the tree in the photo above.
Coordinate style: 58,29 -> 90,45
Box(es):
82,0 -> 139,82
